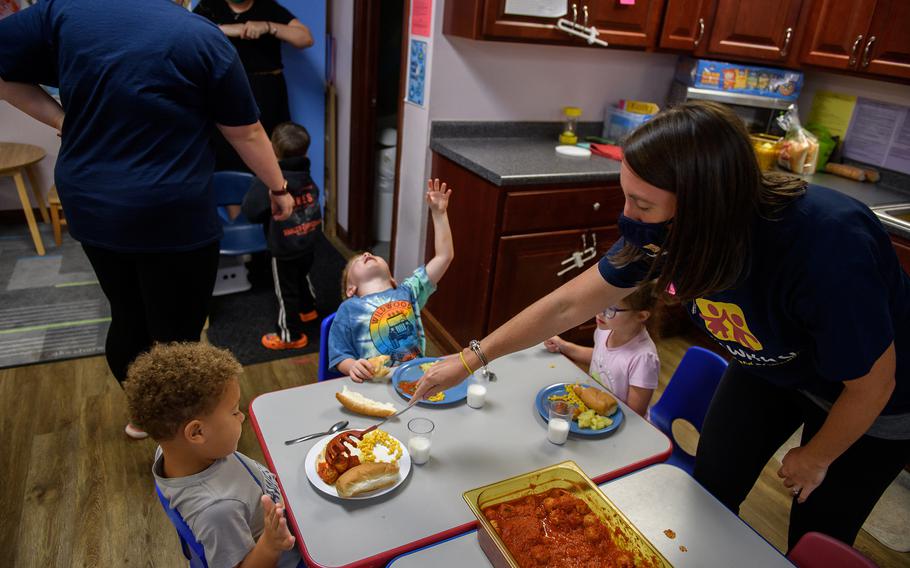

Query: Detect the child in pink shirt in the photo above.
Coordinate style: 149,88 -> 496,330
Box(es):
545,282 -> 659,416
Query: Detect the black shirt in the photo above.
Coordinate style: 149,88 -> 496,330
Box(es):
194,0 -> 295,74
599,185 -> 910,415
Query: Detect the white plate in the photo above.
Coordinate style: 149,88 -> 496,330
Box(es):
555,145 -> 591,158
304,430 -> 411,500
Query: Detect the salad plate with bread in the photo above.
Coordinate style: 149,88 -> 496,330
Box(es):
535,383 -> 624,436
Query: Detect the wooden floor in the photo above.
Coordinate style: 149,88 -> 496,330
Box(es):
1,336 -> 906,567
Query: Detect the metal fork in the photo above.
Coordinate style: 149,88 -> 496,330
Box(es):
350,396 -> 421,438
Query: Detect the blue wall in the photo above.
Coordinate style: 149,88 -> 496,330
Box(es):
280,0 -> 327,207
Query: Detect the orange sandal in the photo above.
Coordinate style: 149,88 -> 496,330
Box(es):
261,333 -> 309,350
299,310 -> 318,323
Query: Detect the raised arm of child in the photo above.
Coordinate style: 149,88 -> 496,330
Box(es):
236,496 -> 295,568
544,336 -> 594,368
424,178 -> 454,285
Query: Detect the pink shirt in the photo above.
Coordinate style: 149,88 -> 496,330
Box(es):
589,327 -> 660,404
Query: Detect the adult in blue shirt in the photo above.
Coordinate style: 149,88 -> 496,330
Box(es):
416,101 -> 910,550
0,0 -> 293,438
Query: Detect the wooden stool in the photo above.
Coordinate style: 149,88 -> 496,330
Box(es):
0,142 -> 49,255
48,185 -> 67,246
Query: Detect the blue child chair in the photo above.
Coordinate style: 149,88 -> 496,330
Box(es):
318,312 -> 343,381
211,171 -> 268,296
648,346 -> 728,475
155,484 -> 208,568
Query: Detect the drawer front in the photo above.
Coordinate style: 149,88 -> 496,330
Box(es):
501,185 -> 625,234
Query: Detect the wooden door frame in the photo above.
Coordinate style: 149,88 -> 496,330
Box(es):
345,0 -> 380,251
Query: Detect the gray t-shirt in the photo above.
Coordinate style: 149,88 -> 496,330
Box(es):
153,449 -> 302,568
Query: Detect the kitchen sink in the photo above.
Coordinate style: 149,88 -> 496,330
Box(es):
871,203 -> 910,233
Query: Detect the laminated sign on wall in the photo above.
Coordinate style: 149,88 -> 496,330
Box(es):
844,98 -> 910,176
406,39 -> 427,107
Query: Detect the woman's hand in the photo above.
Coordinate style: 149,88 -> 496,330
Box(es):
241,20 -> 272,40
219,23 -> 244,37
270,192 -> 293,221
777,446 -> 828,504
413,354 -> 470,401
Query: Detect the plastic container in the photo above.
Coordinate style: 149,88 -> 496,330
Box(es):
675,57 -> 803,101
463,461 -> 670,568
602,106 -> 654,144
751,133 -> 781,171
559,106 -> 582,145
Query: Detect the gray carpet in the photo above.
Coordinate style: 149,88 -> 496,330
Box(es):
0,225 -> 109,369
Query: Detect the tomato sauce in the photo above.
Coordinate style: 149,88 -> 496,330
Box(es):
482,488 -> 651,568
399,380 -> 419,395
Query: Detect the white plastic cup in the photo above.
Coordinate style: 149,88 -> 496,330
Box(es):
547,400 -> 572,445
407,417 -> 434,465
467,383 -> 487,408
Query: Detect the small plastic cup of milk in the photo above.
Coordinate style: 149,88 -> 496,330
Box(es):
407,417 -> 435,465
467,374 -> 488,409
547,401 -> 572,445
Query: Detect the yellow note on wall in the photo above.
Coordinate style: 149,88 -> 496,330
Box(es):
807,91 -> 857,139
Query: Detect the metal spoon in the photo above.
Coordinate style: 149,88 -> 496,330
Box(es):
284,420 -> 348,446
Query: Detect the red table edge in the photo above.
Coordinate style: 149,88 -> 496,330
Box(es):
249,390 -> 673,568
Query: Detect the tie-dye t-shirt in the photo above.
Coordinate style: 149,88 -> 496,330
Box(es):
328,266 -> 436,370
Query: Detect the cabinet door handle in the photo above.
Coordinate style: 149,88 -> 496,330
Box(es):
583,4 -> 588,28
572,3 -> 578,25
592,201 -> 601,211
780,27 -> 793,57
849,34 -> 864,67
861,35 -> 877,68
694,18 -> 705,47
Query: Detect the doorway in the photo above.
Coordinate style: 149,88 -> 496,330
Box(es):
344,0 -> 407,263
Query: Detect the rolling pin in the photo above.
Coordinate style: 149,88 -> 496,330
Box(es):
824,163 -> 879,183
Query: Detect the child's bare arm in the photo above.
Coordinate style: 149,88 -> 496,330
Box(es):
337,358 -> 374,383
236,496 -> 295,568
545,336 -> 594,367
626,386 -> 654,417
424,179 -> 454,285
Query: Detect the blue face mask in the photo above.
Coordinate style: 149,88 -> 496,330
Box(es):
618,214 -> 672,257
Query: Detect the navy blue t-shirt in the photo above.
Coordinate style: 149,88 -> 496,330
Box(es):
0,0 -> 260,252
599,185 -> 910,415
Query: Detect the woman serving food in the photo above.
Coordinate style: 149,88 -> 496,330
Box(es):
414,101 -> 910,551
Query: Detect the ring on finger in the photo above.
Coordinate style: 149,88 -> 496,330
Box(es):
792,487 -> 801,496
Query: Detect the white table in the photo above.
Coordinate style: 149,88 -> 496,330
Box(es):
387,464 -> 794,568
250,346 -> 671,568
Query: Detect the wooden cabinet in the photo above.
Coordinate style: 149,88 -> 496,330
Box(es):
658,0 -> 715,52
863,0 -> 910,80
489,227 -> 618,346
798,0 -> 875,70
894,235 -> 910,274
799,0 -> 910,80
425,153 -> 625,350
705,0 -> 803,63
444,0 -> 665,49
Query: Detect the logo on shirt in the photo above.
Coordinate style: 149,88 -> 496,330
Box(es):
695,299 -> 764,351
370,300 -> 419,361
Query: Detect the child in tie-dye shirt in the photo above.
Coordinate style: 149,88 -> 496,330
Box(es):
329,179 -> 454,382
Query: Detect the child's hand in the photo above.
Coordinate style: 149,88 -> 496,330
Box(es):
349,359 -> 375,383
260,495 -> 295,553
544,336 -> 564,353
426,178 -> 452,214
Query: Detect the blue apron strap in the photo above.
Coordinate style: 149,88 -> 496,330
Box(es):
234,452 -> 266,492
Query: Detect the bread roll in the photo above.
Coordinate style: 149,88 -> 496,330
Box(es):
368,355 -> 391,378
335,385 -> 397,417
573,385 -> 617,416
336,462 -> 400,497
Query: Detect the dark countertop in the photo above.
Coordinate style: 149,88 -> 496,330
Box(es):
430,121 -> 910,239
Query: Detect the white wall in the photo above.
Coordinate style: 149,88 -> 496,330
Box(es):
798,69 -> 910,113
331,0 -> 354,231
0,101 -> 60,210
392,0 -> 679,277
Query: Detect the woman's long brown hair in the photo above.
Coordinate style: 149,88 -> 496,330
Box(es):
616,101 -> 805,302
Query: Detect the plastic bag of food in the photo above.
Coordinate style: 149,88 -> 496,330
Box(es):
777,104 -> 819,174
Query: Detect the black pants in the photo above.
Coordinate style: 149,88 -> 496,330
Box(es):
83,243 -> 220,383
271,252 -> 315,342
694,362 -> 910,550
